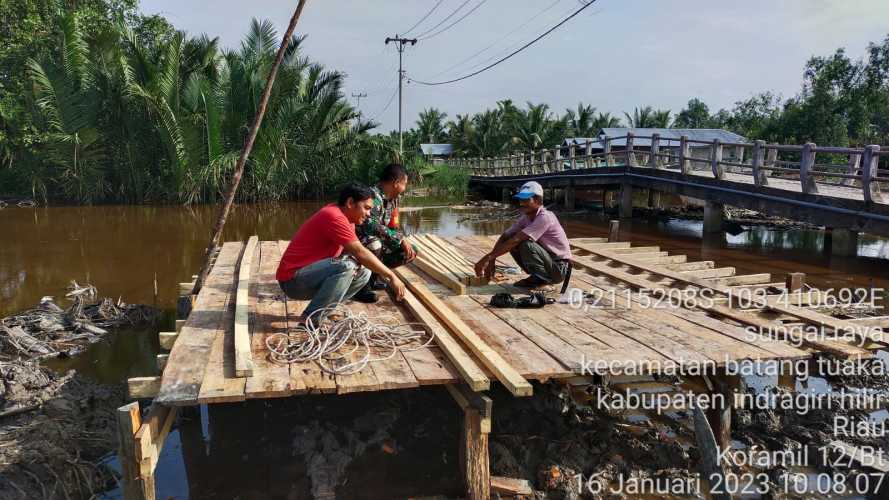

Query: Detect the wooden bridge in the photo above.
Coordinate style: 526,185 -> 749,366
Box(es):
116,233 -> 889,499
460,133 -> 889,256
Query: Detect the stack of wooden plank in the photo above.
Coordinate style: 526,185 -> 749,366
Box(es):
406,234 -> 488,295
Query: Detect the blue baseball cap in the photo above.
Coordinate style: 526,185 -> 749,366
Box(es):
514,181 -> 543,200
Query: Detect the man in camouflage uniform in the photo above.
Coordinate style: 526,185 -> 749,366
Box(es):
355,163 -> 417,302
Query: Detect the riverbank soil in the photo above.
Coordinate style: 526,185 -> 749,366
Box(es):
0,359 -> 125,499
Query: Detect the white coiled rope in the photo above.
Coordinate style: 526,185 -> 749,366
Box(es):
265,302 -> 435,375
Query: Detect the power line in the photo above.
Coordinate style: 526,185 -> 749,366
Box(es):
428,0 -> 564,78
413,0 -> 473,39
403,0 -> 446,36
368,85 -> 399,122
409,0 -> 598,86
418,0 -> 489,41
384,35 -> 418,156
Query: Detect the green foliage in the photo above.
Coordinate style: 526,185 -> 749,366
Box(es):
423,163 -> 469,198
2,3 -> 388,203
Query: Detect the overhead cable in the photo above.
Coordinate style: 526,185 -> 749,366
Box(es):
403,0 -> 446,36
409,0 -> 598,86
418,0 -> 489,41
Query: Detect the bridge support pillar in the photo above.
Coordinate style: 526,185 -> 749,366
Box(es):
830,228 -> 858,257
501,187 -> 510,204
703,202 -> 724,233
564,187 -> 575,210
619,184 -> 633,219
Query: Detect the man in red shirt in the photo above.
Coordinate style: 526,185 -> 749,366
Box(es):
277,183 -> 406,321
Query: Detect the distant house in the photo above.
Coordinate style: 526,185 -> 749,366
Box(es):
419,143 -> 454,164
561,128 -> 749,168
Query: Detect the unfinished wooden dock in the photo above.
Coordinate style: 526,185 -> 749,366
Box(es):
120,234 -> 889,500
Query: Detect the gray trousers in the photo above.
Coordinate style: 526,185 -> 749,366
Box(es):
278,256 -> 371,319
509,240 -> 568,284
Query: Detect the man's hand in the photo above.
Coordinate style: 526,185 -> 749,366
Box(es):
386,272 -> 406,301
402,239 -> 416,262
474,254 -> 492,278
484,259 -> 495,279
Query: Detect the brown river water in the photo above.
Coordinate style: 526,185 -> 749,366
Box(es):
4,200 -> 889,498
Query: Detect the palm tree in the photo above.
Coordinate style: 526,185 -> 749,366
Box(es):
509,102 -> 565,151
415,107 -> 448,143
624,106 -> 672,128
446,114 -> 475,156
566,102 -> 597,138
592,112 -> 622,130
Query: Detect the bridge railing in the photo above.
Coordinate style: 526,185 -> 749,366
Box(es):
453,133 -> 886,203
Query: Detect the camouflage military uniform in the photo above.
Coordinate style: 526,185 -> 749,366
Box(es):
356,185 -> 415,267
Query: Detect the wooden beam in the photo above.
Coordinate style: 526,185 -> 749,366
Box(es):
128,376 -> 161,399
174,319 -> 185,333
446,384 -> 493,433
156,354 -> 169,372
134,404 -> 178,479
158,331 -> 178,350
460,407 -> 491,500
234,235 -> 258,377
692,406 -> 731,500
116,402 -> 154,500
785,272 -> 805,291
491,477 -> 533,497
411,256 -> 467,295
399,288 -> 489,391
395,266 -> 532,396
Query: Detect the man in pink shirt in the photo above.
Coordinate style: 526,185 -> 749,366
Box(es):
474,181 -> 572,288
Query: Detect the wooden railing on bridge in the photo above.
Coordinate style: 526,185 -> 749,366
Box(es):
454,133 -> 887,203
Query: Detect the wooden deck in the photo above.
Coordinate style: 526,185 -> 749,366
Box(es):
151,235 -> 887,406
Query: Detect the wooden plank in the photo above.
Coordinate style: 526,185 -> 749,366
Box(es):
196,265 -> 246,403
427,233 -> 477,266
156,242 -> 243,406
174,320 -> 185,333
419,234 -> 488,285
156,354 -> 168,372
246,241 -> 301,398
394,265 -> 533,396
708,273 -> 772,286
681,267 -> 736,278
411,256 -> 467,295
158,331 -> 178,350
348,300 -> 420,392
234,236 -> 258,377
375,290 -> 462,385
397,283 -> 489,391
134,404 -> 178,478
129,376 -> 161,399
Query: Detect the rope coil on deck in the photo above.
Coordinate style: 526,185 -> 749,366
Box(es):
265,303 -> 435,375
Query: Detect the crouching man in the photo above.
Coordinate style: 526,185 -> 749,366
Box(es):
276,183 -> 406,321
354,163 -> 418,302
474,181 -> 572,288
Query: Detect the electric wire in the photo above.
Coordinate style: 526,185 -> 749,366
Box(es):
409,0 -> 598,86
428,0 -> 564,78
367,84 -> 398,122
413,0 -> 473,39
403,0 -> 446,36
418,0 -> 489,41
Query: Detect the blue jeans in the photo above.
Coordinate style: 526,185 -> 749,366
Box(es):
277,256 -> 371,318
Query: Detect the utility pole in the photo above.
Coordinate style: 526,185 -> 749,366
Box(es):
351,92 -> 367,115
384,34 -> 417,158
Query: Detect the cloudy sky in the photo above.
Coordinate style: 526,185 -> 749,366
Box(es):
139,0 -> 889,132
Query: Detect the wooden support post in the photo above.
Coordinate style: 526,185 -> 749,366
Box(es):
569,144 -> 576,170
842,151 -> 861,187
448,384 -> 492,500
692,406 -> 731,500
553,147 -> 561,172
539,150 -> 548,173
735,144 -> 744,164
649,133 -> 660,168
703,202 -> 724,234
710,139 -> 724,179
752,140 -> 768,187
564,185 -> 575,210
705,374 -> 740,451
679,135 -> 690,174
117,402 -> 155,500
501,187 -> 510,204
603,137 -> 612,167
625,132 -> 636,166
800,142 -> 818,194
765,144 -> 778,179
608,220 -> 620,242
619,183 -> 633,219
862,145 -> 882,203
785,272 -> 805,292
584,139 -> 593,168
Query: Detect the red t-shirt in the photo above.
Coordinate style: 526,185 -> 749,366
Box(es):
276,204 -> 358,281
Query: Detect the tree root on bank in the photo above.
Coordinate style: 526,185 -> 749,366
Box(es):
1,281 -> 158,360
0,359 -> 126,499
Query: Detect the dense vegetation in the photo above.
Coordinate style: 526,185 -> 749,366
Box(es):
2,1 -> 888,204
0,0 -> 389,203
